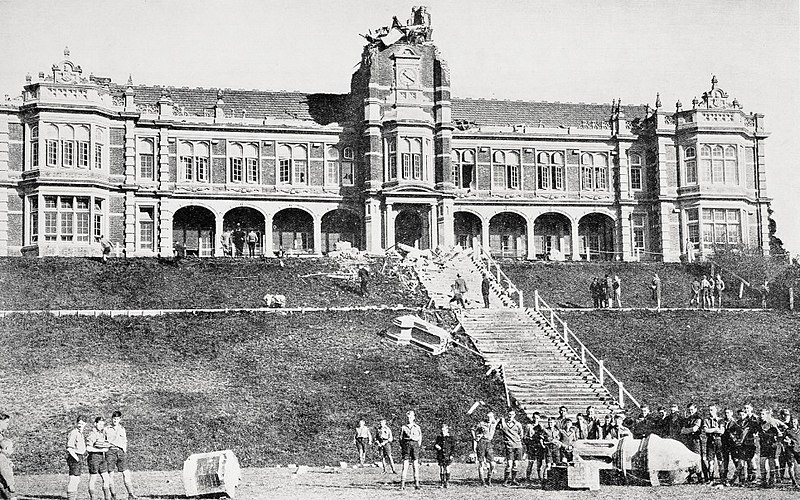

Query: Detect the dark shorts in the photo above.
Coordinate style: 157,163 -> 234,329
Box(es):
400,441 -> 420,461
476,439 -> 493,463
740,445 -> 756,461
67,452 -> 84,476
505,447 -> 524,462
355,437 -> 368,453
545,446 -> 560,464
87,452 -> 108,474
106,447 -> 128,472
437,454 -> 453,467
377,442 -> 392,460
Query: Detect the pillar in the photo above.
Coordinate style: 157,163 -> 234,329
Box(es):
619,206 -> 634,261
124,191 -> 136,256
481,216 -> 490,255
0,113 -> 9,256
158,202 -> 172,257
386,202 -> 397,249
438,199 -> 455,248
214,214 -> 224,256
313,214 -> 322,255
570,217 -> 580,261
158,127 -> 170,189
263,213 -> 273,256
364,197 -> 382,254
526,217 -> 536,260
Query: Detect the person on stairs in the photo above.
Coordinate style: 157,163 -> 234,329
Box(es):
449,273 -> 469,309
434,423 -> 455,488
481,276 -> 491,308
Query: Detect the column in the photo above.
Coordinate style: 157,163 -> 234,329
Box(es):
386,202 -> 397,249
124,191 -> 136,256
429,203 -> 438,250
619,206 -> 634,261
158,202 -> 173,257
570,218 -> 580,261
158,127 -> 170,189
124,119 -> 136,184
0,114 -> 9,256
526,217 -> 536,260
481,217 -> 490,255
313,214 -> 322,255
364,197 -> 382,254
214,214 -> 224,257
263,213 -> 273,256
438,199 -> 455,248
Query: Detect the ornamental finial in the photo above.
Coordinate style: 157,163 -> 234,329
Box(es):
64,46 -> 70,58
711,75 -> 718,89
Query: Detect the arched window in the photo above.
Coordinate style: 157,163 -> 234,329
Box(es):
277,144 -> 308,185
711,146 -> 724,183
179,141 -> 210,182
61,125 -> 75,167
684,147 -> 697,184
326,146 -> 340,185
699,145 -> 712,183
229,143 -> 259,184
629,153 -> 642,190
581,153 -> 594,190
452,149 -> 476,189
341,147 -> 354,185
94,127 -> 105,170
594,154 -> 608,190
387,139 -> 397,180
400,138 -> 423,180
138,138 -> 155,180
45,124 -> 59,167
724,146 -> 738,185
244,144 -> 258,183
505,151 -> 520,189
229,143 -> 244,182
537,151 -> 565,190
75,126 -> 90,168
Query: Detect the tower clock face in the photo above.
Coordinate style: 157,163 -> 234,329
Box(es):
399,68 -> 417,87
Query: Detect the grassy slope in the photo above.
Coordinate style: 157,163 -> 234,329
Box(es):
0,310 -> 505,474
0,257 -> 424,310
501,261 -> 761,309
558,310 -> 800,411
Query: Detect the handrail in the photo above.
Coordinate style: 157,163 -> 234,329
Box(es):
469,248 -> 524,308
532,290 -> 641,411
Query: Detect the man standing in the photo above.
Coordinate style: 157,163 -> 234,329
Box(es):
613,275 -> 622,308
399,411 -> 422,490
354,420 -> 373,467
740,404 -> 759,483
700,275 -> 711,310
777,409 -> 798,484
680,404 -> 705,482
375,419 -> 396,474
220,229 -> 232,257
66,416 -> 87,500
667,404 -> 682,440
452,273 -> 468,308
523,413 -> 543,482
689,278 -> 701,308
584,406 -> 602,440
472,411 -> 498,486
246,229 -> 259,258
714,274 -> 726,308
632,405 -> 653,439
555,406 -> 570,432
105,411 -> 136,500
651,273 -> 662,310
231,224 -> 246,258
703,405 -> 724,482
589,278 -> 600,308
538,418 -> 565,478
497,409 -> 524,486
757,409 -> 784,488
604,274 -> 614,309
720,408 -> 742,484
86,416 -> 113,500
358,267 -> 370,297
481,276 -> 491,308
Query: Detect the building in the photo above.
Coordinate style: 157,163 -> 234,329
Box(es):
0,8 -> 771,261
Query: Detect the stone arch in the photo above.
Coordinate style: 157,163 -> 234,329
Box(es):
578,212 -> 616,261
273,207 -> 314,254
172,205 -> 216,257
489,212 -> 527,258
321,208 -> 362,253
533,212 -> 572,260
224,206 -> 266,257
454,211 -> 483,250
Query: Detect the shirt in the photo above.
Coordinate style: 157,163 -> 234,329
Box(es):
497,418 -> 524,449
435,434 -> 455,457
67,428 -> 87,454
376,426 -> 393,445
86,428 -> 109,453
400,423 -> 422,444
355,425 -> 372,441
473,420 -> 497,441
0,453 -> 14,493
454,278 -> 468,294
105,424 -> 127,451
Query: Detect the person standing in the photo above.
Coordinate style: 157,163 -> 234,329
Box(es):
354,420 -> 373,467
375,419 -> 396,474
555,406 -> 570,433
613,275 -> 622,308
651,273 -> 662,310
399,411 -> 422,490
604,274 -> 614,309
97,235 -> 113,264
220,229 -> 232,257
246,229 -> 259,258
700,275 -> 711,310
680,404 -> 705,482
231,224 -> 246,258
66,416 -> 87,500
472,411 -> 498,486
757,409 -> 783,488
105,411 -> 136,500
0,439 -> 15,500
358,267 -> 370,297
584,406 -> 602,440
632,405 -> 653,439
497,409 -> 524,486
523,413 -> 543,482
451,273 -> 468,308
86,416 -> 113,500
714,274 -> 726,309
760,280 -> 770,309
708,275 -> 717,308
740,405 -> 759,483
667,404 -> 683,441
689,278 -> 701,308
589,278 -> 600,308
720,408 -> 742,485
538,418 -> 564,477
703,405 -> 724,482
481,276 -> 491,308
434,423 -> 455,488
777,409 -> 798,484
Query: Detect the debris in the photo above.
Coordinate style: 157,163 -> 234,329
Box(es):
182,450 -> 241,498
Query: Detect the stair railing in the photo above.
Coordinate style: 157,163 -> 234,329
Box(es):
532,290 -> 642,411
470,248 -> 524,308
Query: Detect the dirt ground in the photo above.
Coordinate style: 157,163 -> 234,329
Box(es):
14,463 -> 800,500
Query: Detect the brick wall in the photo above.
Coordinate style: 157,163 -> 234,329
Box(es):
8,213 -> 23,248
8,123 -> 23,141
8,142 -> 22,171
109,145 -> 125,175
212,158 -> 225,183
262,159 -> 275,186
109,128 -> 125,147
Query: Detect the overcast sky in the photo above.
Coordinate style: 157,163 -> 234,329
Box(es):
1,0 -> 798,254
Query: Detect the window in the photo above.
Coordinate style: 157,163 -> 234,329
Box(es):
595,155 -> 608,190
277,144 -> 308,185
44,196 -> 57,241
246,158 -> 258,183
229,143 -> 259,184
61,126 -> 75,167
230,157 -> 243,182
387,139 -> 397,180
684,147 -> 697,184
699,145 -> 712,183
687,208 -> 700,246
632,213 -> 646,251
630,153 -> 643,190
341,147 -> 354,186
724,146 -> 738,185
581,153 -> 608,190
711,146 -> 724,183
75,126 -> 90,168
326,147 -> 340,185
581,154 -> 594,190
696,144 -> 739,185
93,199 -> 104,239
179,142 -> 210,182
30,125 -> 39,168
36,195 -> 103,243
138,207 -> 155,251
29,197 -> 38,243
452,149 -> 475,189
94,127 -> 105,169
398,138 -> 423,181
138,138 -> 155,180
46,140 -> 58,166
536,151 -> 564,190
701,208 -> 741,248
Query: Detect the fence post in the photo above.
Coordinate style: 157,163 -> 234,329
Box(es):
790,287 -> 795,311
518,289 -> 524,309
581,345 -> 586,365
550,309 -> 555,327
563,322 -> 569,342
619,382 -> 625,409
598,359 -> 605,385
534,290 -> 540,311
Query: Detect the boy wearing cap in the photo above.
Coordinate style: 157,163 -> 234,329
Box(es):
105,411 -> 137,499
66,416 -> 87,500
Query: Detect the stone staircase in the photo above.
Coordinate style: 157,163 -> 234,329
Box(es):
459,308 -> 619,417
416,251 -> 505,309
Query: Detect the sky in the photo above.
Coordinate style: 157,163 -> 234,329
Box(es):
1,0 -> 798,254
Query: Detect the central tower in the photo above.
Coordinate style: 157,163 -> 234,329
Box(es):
352,7 -> 455,252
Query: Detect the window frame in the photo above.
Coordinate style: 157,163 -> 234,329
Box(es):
630,153 -> 643,190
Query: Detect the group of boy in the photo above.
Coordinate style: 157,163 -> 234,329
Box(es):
689,274 -> 726,308
66,412 -> 137,500
220,225 -> 260,258
589,275 -> 622,308
353,411 -> 455,490
630,403 -> 800,488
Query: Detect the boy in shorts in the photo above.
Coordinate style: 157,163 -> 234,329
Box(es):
105,411 -> 137,499
375,419 -> 396,474
399,411 -> 422,490
66,416 -> 87,500
434,423 -> 455,488
353,420 -> 373,467
86,416 -> 113,500
472,411 -> 498,486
